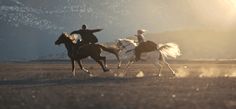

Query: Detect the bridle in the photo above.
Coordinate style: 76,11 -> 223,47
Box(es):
118,40 -> 135,53
121,43 -> 133,49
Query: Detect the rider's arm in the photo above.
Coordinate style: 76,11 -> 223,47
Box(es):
90,29 -> 103,33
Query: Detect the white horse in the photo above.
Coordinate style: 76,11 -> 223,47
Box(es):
116,38 -> 181,76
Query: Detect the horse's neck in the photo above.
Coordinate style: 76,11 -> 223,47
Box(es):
126,41 -> 137,47
127,40 -> 138,46
121,42 -> 136,52
64,39 -> 75,54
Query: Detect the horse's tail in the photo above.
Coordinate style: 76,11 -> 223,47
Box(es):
158,43 -> 181,59
97,44 -> 121,63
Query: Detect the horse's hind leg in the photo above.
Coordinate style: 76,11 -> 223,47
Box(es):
158,63 -> 163,77
158,53 -> 175,77
91,56 -> 110,72
99,56 -> 107,68
152,60 -> 163,77
98,60 -> 110,72
163,61 -> 176,77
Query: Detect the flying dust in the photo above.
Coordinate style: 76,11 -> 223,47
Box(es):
175,65 -> 236,78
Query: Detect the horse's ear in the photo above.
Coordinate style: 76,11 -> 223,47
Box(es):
62,32 -> 69,37
117,39 -> 121,43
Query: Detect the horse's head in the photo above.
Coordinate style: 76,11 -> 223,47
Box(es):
55,32 -> 70,45
116,39 -> 123,49
116,39 -> 137,50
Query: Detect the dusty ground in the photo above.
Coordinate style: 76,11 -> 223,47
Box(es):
0,62 -> 236,109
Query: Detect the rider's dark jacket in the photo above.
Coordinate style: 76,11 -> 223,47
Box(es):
70,29 -> 102,45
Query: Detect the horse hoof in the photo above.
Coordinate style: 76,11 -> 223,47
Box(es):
89,73 -> 94,77
171,73 -> 176,77
72,72 -> 76,77
117,65 -> 121,69
82,68 -> 89,73
104,69 -> 110,72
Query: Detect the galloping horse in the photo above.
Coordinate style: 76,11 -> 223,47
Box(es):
55,32 -> 121,76
116,38 -> 181,76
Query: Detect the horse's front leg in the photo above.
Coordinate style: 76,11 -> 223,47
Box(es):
77,60 -> 89,73
115,53 -> 122,69
123,56 -> 135,74
125,55 -> 136,68
71,59 -> 76,76
125,60 -> 134,69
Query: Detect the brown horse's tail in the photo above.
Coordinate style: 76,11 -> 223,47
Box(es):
97,44 -> 121,67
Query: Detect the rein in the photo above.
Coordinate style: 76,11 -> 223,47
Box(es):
125,49 -> 134,53
120,42 -> 133,49
119,42 -> 135,54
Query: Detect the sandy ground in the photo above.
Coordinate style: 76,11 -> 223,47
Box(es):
0,62 -> 236,109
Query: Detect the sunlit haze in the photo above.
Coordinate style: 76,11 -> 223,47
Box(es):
1,0 -> 236,60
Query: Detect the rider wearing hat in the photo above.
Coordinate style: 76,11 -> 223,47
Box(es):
134,29 -> 147,61
135,29 -> 146,44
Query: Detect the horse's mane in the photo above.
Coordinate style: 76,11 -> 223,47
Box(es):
118,38 -> 137,46
118,38 -> 134,42
63,32 -> 78,44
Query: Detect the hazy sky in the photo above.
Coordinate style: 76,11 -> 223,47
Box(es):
1,0 -> 236,60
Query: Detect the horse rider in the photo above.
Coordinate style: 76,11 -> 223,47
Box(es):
134,29 -> 147,61
135,29 -> 146,45
70,24 -> 103,46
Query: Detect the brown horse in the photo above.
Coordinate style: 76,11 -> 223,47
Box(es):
55,32 -> 121,76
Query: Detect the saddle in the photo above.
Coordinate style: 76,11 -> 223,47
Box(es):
89,34 -> 98,44
135,41 -> 157,53
135,41 -> 157,61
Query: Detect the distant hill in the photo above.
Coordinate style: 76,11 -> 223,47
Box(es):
37,30 -> 236,60
145,30 -> 236,59
2,0 -> 236,61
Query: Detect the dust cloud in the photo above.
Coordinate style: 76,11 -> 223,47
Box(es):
175,65 -> 236,78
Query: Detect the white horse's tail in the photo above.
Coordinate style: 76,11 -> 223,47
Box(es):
158,43 -> 181,59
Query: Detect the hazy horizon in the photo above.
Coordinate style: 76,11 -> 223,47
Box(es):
1,0 -> 236,61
